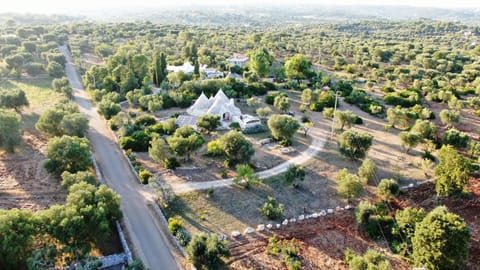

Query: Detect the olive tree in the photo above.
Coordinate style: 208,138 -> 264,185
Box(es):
0,89 -> 29,112
336,169 -> 363,200
44,135 -> 92,176
167,126 -> 205,161
399,131 -> 422,153
412,206 -> 470,270
435,145 -> 471,196
338,130 -> 373,160
196,114 -> 221,134
267,114 -> 300,145
187,233 -> 230,270
439,109 -> 460,127
0,110 -> 21,152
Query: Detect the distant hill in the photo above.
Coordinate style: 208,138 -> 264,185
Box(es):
1,4 -> 479,26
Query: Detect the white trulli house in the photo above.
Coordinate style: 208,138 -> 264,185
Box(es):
185,89 -> 261,129
187,90 -> 241,122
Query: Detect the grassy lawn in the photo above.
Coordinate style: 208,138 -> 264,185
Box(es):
0,77 -> 65,131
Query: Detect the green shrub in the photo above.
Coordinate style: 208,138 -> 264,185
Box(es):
355,201 -> 377,226
267,235 -> 303,270
119,130 -> 151,152
355,116 -> 363,124
207,140 -> 224,156
139,170 -> 152,184
261,196 -> 284,219
146,123 -> 166,135
134,115 -> 157,130
309,102 -> 324,112
345,90 -> 369,105
164,157 -> 180,170
301,115 -> 310,123
442,128 -> 470,148
384,89 -> 421,107
377,179 -> 400,200
285,165 -> 306,188
381,86 -> 395,93
265,93 -> 276,105
229,122 -> 241,131
344,248 -> 390,270
285,256 -> 302,270
175,228 -> 191,246
119,136 -> 135,151
187,233 -> 230,269
168,217 -> 184,235
323,107 -> 334,118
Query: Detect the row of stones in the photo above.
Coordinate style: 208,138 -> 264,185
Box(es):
231,205 -> 353,238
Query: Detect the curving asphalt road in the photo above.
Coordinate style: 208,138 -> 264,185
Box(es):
169,125 -> 328,194
59,46 -> 182,270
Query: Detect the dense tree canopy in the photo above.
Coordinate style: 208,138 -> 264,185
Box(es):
284,54 -> 311,81
44,135 -> 92,176
0,88 -> 29,112
196,114 -> 221,134
412,206 -> 470,270
167,126 -> 205,160
338,130 -> 373,160
267,114 -> 300,144
435,145 -> 471,196
0,110 -> 21,152
40,182 -> 121,257
248,47 -> 274,77
36,101 -> 88,137
0,209 -> 36,270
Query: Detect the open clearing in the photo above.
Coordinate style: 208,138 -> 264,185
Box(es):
160,87 -> 480,268
163,90 -> 432,235
0,78 -> 66,211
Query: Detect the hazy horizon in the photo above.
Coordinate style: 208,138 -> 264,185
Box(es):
2,0 -> 480,15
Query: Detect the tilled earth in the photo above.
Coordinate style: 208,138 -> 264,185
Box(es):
227,179 -> 480,270
0,131 -> 66,211
227,210 -> 409,270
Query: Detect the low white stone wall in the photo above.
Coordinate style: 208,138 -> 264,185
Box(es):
231,205 -> 353,238
90,151 -> 133,265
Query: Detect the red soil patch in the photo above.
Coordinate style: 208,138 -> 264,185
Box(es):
227,210 -> 409,270
395,179 -> 480,270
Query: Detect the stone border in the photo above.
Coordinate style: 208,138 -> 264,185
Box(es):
105,126 -> 188,259
90,151 -> 133,265
149,202 -> 187,257
231,205 -> 353,239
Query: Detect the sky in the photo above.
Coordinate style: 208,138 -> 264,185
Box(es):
1,0 -> 480,14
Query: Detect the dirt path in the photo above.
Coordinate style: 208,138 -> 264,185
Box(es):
169,123 -> 329,194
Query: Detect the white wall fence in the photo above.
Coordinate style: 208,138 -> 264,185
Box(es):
90,151 -> 134,266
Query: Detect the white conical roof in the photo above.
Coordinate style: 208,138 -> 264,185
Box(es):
188,88 -> 242,118
213,89 -> 229,104
207,95 -> 241,117
187,92 -> 212,116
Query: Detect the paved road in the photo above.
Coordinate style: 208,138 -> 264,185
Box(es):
59,46 -> 182,270
170,125 -> 328,193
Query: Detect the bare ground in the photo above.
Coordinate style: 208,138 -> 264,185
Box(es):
0,131 -> 66,211
227,210 -> 410,270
